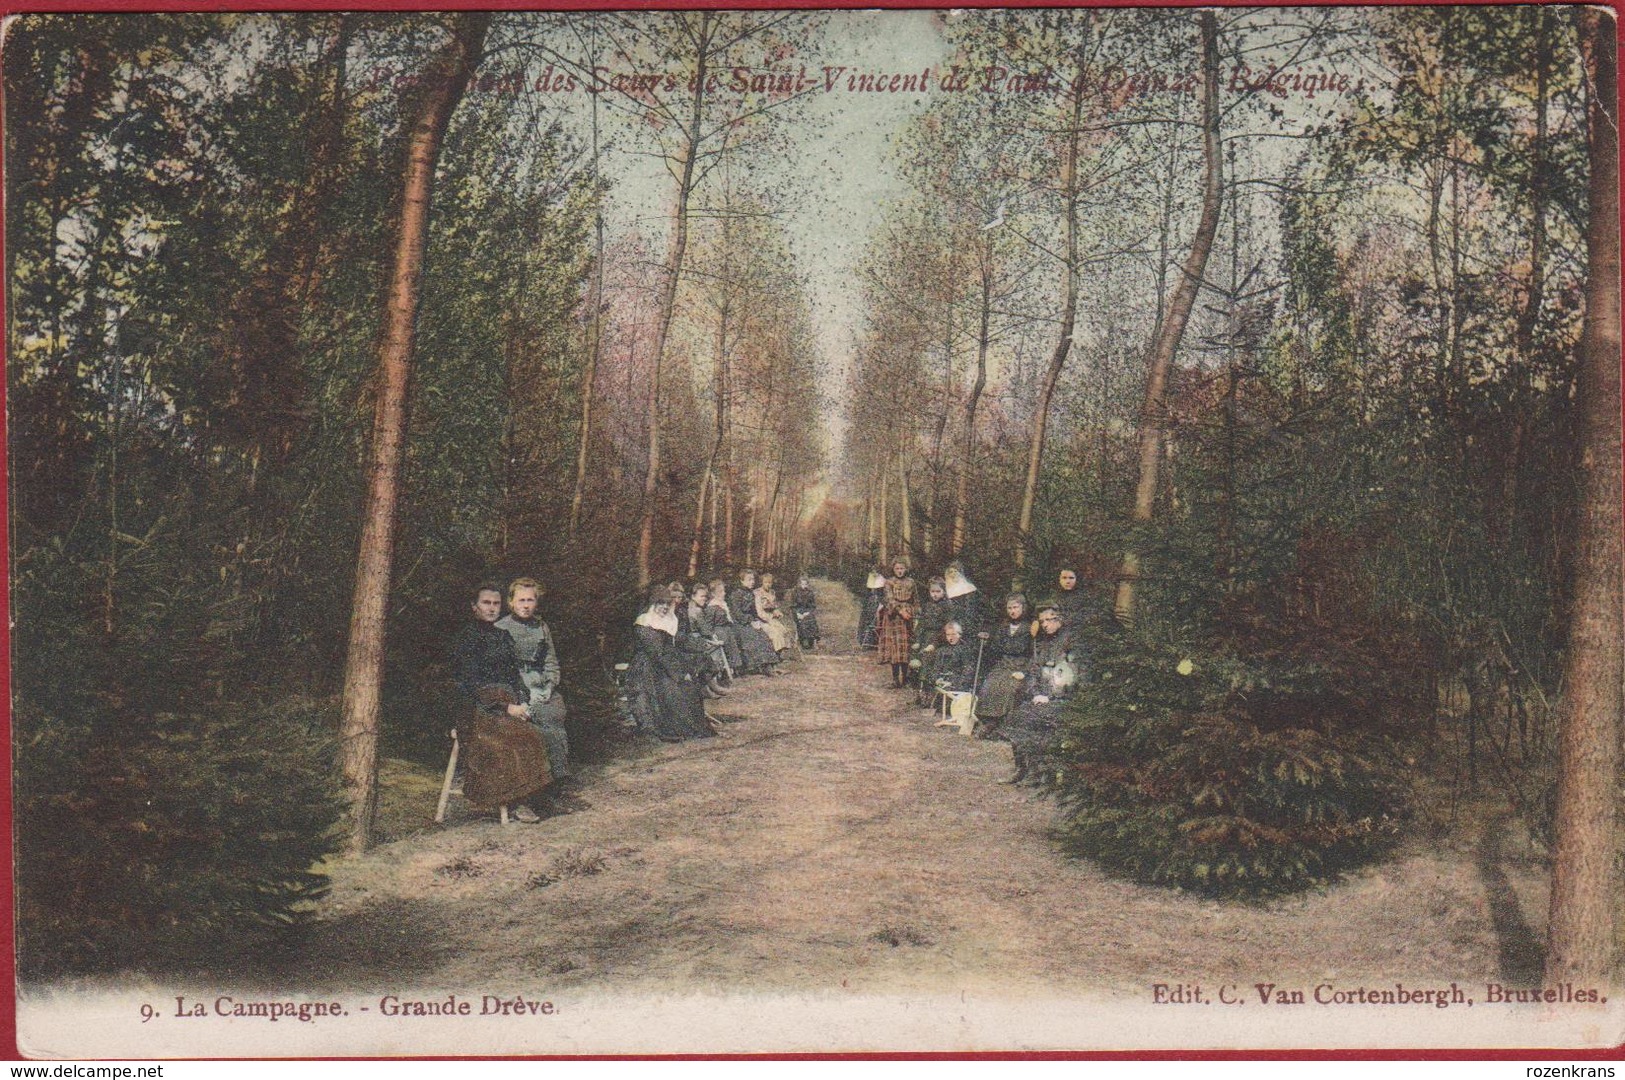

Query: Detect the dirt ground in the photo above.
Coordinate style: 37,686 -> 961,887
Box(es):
215,578 -> 1553,1001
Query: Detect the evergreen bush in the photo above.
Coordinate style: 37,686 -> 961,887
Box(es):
14,693 -> 345,975
1049,630 -> 1413,898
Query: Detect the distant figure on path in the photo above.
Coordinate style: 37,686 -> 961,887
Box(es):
792,575 -> 821,651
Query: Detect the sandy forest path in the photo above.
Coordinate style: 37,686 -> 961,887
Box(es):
263,580 -> 1545,1001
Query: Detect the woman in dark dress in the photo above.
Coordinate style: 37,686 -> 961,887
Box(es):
976,593 -> 1035,727
704,577 -> 748,676
727,569 -> 781,675
791,575 -> 821,651
1001,604 -> 1080,782
911,576 -> 950,706
628,587 -> 715,742
677,582 -> 730,697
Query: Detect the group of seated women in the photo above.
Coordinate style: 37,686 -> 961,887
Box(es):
861,559 -> 1110,783
625,569 -> 821,743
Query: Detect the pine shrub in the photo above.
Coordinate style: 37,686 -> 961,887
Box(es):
14,695 -> 345,975
1049,632 -> 1412,898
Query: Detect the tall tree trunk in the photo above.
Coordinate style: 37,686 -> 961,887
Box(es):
1217,141 -> 1241,587
723,463 -> 736,562
864,479 -> 876,556
1545,7 -> 1622,989
637,13 -> 711,590
708,468 -> 720,569
927,239 -> 959,558
1114,11 -> 1223,623
568,91 -> 606,540
951,230 -> 992,556
878,458 -> 889,561
747,497 -> 758,565
691,219 -> 732,578
337,13 -> 488,855
1016,53 -> 1086,570
1502,9 -> 1552,520
899,455 -> 913,556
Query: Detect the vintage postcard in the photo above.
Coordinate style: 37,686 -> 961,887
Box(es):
6,4 -> 1622,1059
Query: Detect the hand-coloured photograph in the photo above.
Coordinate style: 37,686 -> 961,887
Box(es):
5,4 -> 1622,1059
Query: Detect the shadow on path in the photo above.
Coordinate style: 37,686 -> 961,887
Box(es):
1475,817 -> 1543,987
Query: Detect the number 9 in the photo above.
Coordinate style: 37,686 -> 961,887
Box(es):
140,1003 -> 155,1023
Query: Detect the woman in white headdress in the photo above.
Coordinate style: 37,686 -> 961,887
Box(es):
628,586 -> 715,742
942,561 -> 985,636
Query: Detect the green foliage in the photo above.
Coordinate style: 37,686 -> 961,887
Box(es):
1050,630 -> 1413,898
14,693 -> 344,976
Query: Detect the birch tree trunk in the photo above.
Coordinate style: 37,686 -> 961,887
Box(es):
1015,52 -> 1086,570
1113,11 -> 1223,623
690,213 -> 732,578
951,229 -> 992,557
636,13 -> 712,591
568,75 -> 606,540
338,13 -> 489,855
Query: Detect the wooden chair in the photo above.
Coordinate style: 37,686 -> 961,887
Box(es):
434,729 -> 512,826
933,690 -> 978,736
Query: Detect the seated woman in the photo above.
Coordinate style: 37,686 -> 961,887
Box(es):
1000,604 -> 1081,783
683,582 -> 731,697
754,572 -> 797,654
450,583 -> 552,822
791,575 -> 821,651
628,586 -> 715,742
727,569 -> 781,675
975,593 -> 1035,728
703,577 -> 748,676
929,620 -> 979,695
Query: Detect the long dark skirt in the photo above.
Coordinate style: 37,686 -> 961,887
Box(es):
793,608 -> 821,644
1003,698 -> 1065,773
713,624 -> 746,674
629,669 -> 713,741
735,623 -> 779,672
976,657 -> 1029,720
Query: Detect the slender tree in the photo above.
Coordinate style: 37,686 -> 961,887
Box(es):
1113,11 -> 1223,622
337,13 -> 490,854
1015,39 -> 1088,569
